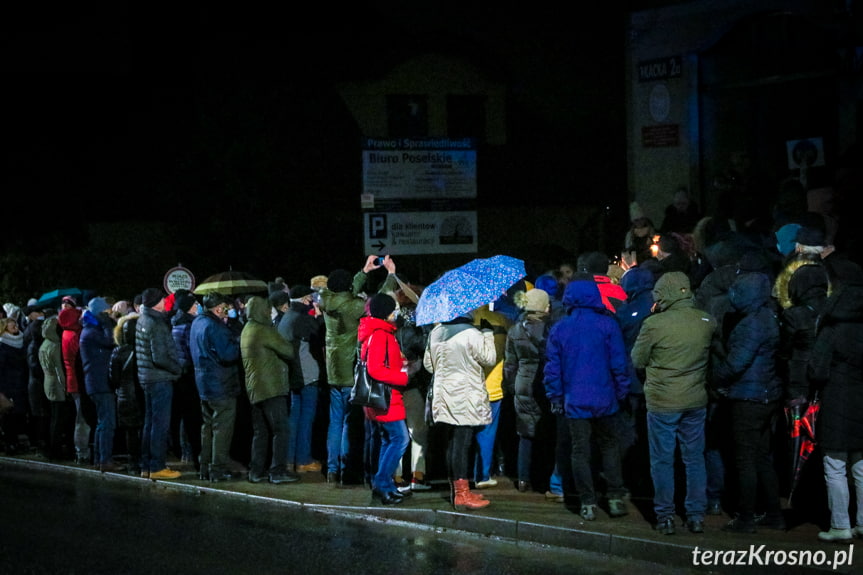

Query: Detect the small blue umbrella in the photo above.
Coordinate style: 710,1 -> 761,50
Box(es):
415,255 -> 526,326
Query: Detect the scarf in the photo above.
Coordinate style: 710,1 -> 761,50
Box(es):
0,331 -> 24,349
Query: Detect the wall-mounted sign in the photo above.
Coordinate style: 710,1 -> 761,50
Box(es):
786,137 -> 825,169
637,56 -> 682,82
642,124 -> 679,148
364,211 -> 477,256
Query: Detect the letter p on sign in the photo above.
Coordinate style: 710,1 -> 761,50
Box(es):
370,214 -> 387,238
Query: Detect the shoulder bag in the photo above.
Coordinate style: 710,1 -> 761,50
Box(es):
350,333 -> 391,410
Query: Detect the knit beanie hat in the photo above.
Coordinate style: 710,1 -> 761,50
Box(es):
578,251 -> 610,275
368,293 -> 397,319
522,289 -> 549,312
775,223 -> 802,256
141,288 -> 165,308
796,226 -> 826,247
327,269 -> 353,293
87,297 -> 110,316
290,285 -> 313,299
269,291 -> 291,309
174,291 -> 197,313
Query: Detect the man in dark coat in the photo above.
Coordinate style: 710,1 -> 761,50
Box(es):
135,288 -> 182,480
544,279 -> 631,521
631,271 -> 716,535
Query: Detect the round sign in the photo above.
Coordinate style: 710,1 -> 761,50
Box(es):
164,266 -> 195,294
649,84 -> 671,123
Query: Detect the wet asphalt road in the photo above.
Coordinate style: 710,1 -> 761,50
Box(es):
0,465 -> 703,575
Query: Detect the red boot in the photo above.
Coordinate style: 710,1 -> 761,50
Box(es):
452,479 -> 490,510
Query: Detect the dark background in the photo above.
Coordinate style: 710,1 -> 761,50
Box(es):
4,3 -> 672,300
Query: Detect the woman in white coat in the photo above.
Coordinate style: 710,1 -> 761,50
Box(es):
424,310 -> 496,510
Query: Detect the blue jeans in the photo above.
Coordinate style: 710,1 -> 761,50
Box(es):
91,392 -> 116,465
288,383 -> 319,466
327,386 -> 353,475
141,381 -> 174,473
373,419 -> 410,494
647,408 -> 707,522
474,399 -> 501,482
250,395 -> 289,476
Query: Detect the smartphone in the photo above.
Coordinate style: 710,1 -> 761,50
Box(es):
374,256 -> 386,266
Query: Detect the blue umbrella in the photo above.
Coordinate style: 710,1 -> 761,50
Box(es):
415,255 -> 526,325
34,287 -> 83,309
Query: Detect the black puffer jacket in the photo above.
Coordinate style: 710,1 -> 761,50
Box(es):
504,310 -> 551,438
778,263 -> 829,401
135,306 -> 181,384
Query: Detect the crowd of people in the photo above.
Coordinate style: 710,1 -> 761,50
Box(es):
1,186 -> 862,544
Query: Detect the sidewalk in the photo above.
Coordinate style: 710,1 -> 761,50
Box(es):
2,453 -> 859,575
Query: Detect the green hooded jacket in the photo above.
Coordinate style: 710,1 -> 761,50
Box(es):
319,270 -> 397,387
631,271 -> 717,413
241,296 -> 294,404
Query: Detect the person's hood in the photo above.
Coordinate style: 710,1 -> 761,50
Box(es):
41,316 -> 61,343
114,313 -> 139,346
80,309 -> 102,328
244,296 -> 271,326
562,280 -> 605,312
57,307 -> 82,331
533,274 -> 559,300
651,271 -> 692,312
787,263 -> 829,309
729,272 -> 773,314
357,315 -> 395,344
619,266 -> 655,299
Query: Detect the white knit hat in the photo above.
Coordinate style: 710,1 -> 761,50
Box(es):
522,289 -> 549,312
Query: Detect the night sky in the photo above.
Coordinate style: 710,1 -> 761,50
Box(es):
5,3 -> 666,289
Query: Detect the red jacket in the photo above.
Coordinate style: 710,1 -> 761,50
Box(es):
58,307 -> 83,393
357,316 -> 408,422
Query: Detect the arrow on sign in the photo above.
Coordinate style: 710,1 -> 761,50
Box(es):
372,240 -> 386,251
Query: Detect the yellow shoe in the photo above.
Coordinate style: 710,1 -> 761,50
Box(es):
297,461 -> 322,473
150,468 -> 181,480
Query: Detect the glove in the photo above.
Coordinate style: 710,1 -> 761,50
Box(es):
479,318 -> 493,331
550,401 -> 564,416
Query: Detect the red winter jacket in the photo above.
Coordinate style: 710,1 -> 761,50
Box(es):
357,316 -> 408,422
58,307 -> 83,394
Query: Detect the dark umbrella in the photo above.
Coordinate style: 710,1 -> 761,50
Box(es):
33,287 -> 83,309
193,271 -> 268,296
785,396 -> 820,506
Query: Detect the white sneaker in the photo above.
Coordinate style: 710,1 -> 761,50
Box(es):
475,478 -> 498,489
818,527 -> 853,542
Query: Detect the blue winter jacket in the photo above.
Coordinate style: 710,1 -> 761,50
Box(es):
79,310 -> 116,395
615,267 -> 656,395
544,280 -> 631,419
190,311 -> 241,401
712,272 -> 783,403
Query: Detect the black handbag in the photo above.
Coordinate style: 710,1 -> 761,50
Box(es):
350,334 -> 391,410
